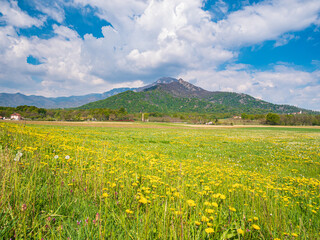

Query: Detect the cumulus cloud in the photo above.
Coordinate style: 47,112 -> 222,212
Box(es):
33,0 -> 65,23
180,64 -> 320,110
211,0 -> 320,48
0,0 -> 44,28
0,0 -> 319,111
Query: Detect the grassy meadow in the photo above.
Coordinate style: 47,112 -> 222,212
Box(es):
0,121 -> 320,239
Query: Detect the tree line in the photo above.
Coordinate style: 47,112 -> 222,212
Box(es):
0,105 -> 130,121
0,105 -> 319,125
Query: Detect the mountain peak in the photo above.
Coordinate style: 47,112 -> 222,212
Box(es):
155,77 -> 178,84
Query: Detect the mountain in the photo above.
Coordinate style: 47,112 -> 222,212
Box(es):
134,77 -> 179,92
79,77 -> 314,114
0,88 -> 134,108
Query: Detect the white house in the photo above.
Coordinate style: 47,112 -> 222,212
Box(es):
10,113 -> 22,120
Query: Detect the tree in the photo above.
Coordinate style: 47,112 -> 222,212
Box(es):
266,113 -> 280,125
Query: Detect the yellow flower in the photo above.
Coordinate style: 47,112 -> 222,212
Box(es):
229,207 -> 236,212
220,194 -> 226,200
205,209 -> 215,214
212,202 -> 218,207
175,211 -> 182,215
187,199 -> 196,207
201,216 -> 209,222
125,209 -> 133,214
195,221 -> 201,226
139,197 -> 148,204
205,228 -> 214,234
292,233 -> 298,237
253,217 -> 258,221
252,224 -> 260,230
237,229 -> 244,235
207,222 -> 213,227
102,193 -> 108,198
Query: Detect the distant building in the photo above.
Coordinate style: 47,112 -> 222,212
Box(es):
10,113 -> 22,120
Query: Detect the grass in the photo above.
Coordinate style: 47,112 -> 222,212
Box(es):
0,121 -> 319,239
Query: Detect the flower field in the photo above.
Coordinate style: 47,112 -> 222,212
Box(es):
0,122 -> 319,239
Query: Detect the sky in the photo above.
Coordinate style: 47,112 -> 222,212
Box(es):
0,0 -> 319,111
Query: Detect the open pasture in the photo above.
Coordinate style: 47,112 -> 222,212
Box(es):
0,122 -> 319,239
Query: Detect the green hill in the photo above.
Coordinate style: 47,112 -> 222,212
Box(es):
78,78 -> 315,114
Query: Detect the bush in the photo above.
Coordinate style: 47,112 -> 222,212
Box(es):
266,113 -> 280,125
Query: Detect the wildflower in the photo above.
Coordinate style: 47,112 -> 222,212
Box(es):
195,221 -> 201,226
102,193 -> 108,198
201,216 -> 209,222
65,155 -> 70,160
205,209 -> 214,214
139,197 -> 148,204
54,155 -> 59,159
252,224 -> 260,230
207,223 -> 213,227
205,228 -> 214,234
212,202 -> 218,207
229,207 -> 236,212
253,217 -> 258,221
219,194 -> 226,200
187,199 -> 196,207
126,209 -> 133,214
292,233 -> 298,237
14,151 -> 23,161
175,211 -> 182,215
21,204 -> 27,212
237,229 -> 244,235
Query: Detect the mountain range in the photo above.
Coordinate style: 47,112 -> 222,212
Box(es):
0,77 -> 316,114
0,88 -> 134,109
79,77 -> 314,114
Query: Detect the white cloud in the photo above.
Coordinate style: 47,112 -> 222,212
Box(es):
180,64 -> 320,111
33,0 -> 65,23
0,0 -> 44,28
0,0 -> 319,111
274,34 -> 297,47
211,0 -> 320,48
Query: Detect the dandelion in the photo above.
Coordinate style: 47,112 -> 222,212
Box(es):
205,228 -> 214,234
292,233 -> 298,237
237,229 -> 244,235
54,155 -> 59,159
201,216 -> 209,222
126,209 -> 133,214
252,224 -> 260,230
102,193 -> 108,198
205,209 -> 215,214
229,207 -> 236,212
139,197 -> 148,204
219,194 -> 226,200
187,199 -> 196,207
195,221 -> 201,226
65,155 -> 70,160
212,202 -> 218,207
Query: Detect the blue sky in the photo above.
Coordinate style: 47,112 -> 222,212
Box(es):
0,0 -> 319,110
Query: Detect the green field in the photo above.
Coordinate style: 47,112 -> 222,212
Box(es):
0,122 -> 319,239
